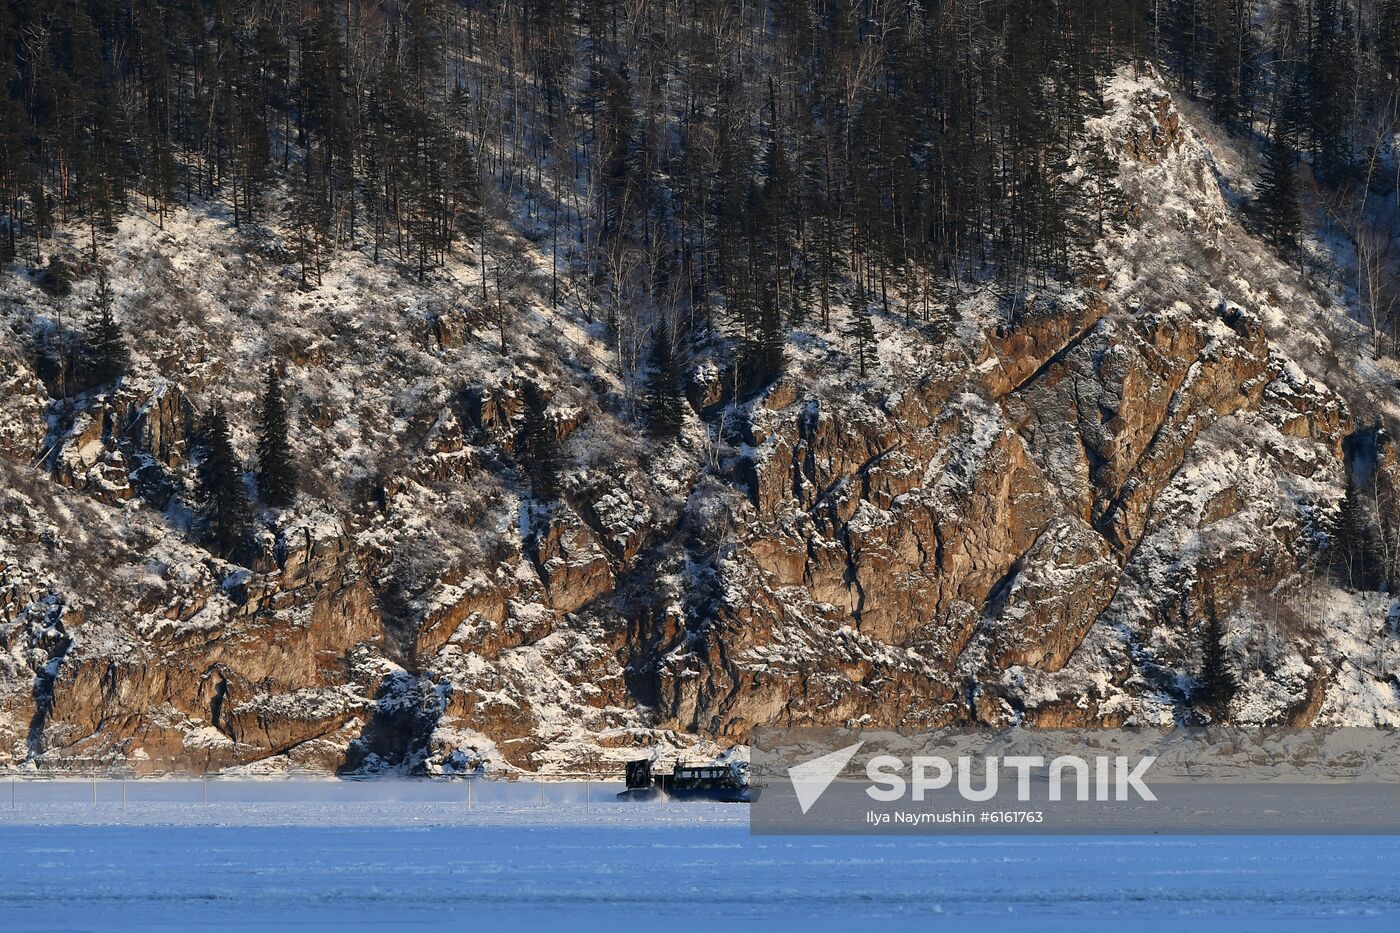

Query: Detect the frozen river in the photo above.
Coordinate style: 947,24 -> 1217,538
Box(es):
0,782 -> 1394,931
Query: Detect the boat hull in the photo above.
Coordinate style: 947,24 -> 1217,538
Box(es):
615,787 -> 751,803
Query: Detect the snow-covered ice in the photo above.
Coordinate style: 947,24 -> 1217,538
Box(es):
0,782 -> 1394,931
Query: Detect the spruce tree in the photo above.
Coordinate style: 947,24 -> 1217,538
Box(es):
740,299 -> 786,396
256,366 -> 298,508
844,302 -> 878,378
1333,477 -> 1379,588
1305,0 -> 1354,183
1197,597 -> 1237,717
520,381 -> 561,502
82,270 -> 130,388
644,320 -> 685,439
1258,119 -> 1300,253
195,404 -> 253,556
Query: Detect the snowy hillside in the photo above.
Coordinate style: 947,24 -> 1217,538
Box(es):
1,11 -> 1398,775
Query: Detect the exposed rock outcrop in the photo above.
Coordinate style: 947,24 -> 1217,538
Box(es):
0,70 -> 1394,776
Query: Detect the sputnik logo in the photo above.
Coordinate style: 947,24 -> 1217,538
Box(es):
788,741 -> 865,814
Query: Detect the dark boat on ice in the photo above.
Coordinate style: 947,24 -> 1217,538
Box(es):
616,759 -> 751,803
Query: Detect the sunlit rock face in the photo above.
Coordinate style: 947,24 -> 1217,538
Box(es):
0,73 -> 1394,777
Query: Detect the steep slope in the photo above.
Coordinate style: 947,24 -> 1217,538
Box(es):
632,69 -> 1397,738
0,67 -> 1394,775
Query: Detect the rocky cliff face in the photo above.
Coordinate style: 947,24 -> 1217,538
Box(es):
0,71 -> 1395,775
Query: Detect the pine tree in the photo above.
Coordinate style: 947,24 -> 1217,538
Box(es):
288,153 -> 332,286
1258,119 -> 1300,252
448,88 -> 484,253
1172,0 -> 1202,96
644,320 -> 685,439
0,2 -> 26,263
256,366 -> 298,508
1197,596 -> 1237,718
520,381 -> 561,502
844,301 -> 878,377
195,404 -> 253,556
1081,135 -> 1127,241
82,270 -> 130,388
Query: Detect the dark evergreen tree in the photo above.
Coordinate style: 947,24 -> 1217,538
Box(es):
288,151 -> 332,286
135,0 -> 178,227
598,64 -> 640,238
1197,596 -> 1237,717
82,270 -> 130,388
195,404 -> 254,556
0,0 -> 27,262
760,83 -> 799,324
1206,0 -> 1256,131
1382,0 -> 1400,82
1258,118 -> 1301,252
447,88 -> 484,248
1304,0 -> 1354,183
1172,0 -> 1203,96
520,381 -> 561,502
644,320 -> 685,439
300,0 -> 351,166
844,301 -> 878,378
740,298 -> 786,396
1333,476 -> 1380,588
256,366 -> 298,508
1081,135 -> 1128,241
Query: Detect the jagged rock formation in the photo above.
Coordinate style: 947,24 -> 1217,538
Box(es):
0,72 -> 1394,775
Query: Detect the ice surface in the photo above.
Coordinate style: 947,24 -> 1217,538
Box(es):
0,783 -> 1394,931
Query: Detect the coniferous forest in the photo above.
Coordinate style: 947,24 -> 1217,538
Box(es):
2,1 -> 1396,391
